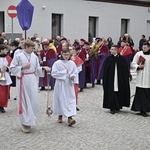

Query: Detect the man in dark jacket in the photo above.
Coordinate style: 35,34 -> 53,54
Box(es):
139,35 -> 146,51
102,45 -> 130,114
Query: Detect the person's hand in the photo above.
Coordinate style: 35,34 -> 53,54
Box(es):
1,67 -> 6,73
139,62 -> 144,69
2,66 -> 7,72
70,76 -> 75,80
43,66 -> 51,72
22,63 -> 30,70
85,58 -> 89,61
40,61 -> 43,64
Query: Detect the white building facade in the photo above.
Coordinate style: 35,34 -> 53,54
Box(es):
0,0 -> 150,49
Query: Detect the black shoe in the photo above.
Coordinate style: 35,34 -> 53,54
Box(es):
140,112 -> 148,117
92,83 -> 95,88
76,107 -> 80,111
79,88 -> 83,92
14,97 -> 17,100
116,109 -> 120,112
51,87 -> 54,90
96,80 -> 100,85
0,107 -> 6,113
110,110 -> 115,114
40,87 -> 45,91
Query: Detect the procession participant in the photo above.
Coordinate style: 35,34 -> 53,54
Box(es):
14,38 -> 25,56
89,37 -> 105,85
103,45 -> 130,114
70,47 -> 83,111
9,40 -> 19,100
57,37 -> 67,59
131,42 -> 150,117
10,40 -> 50,133
0,32 -> 6,44
80,38 -> 85,48
84,41 -> 95,88
118,40 -> 132,74
49,39 -> 57,53
0,45 -> 12,113
89,37 -> 101,85
97,38 -> 109,85
78,41 -> 87,92
39,41 -> 57,90
54,36 -> 61,48
51,48 -> 78,126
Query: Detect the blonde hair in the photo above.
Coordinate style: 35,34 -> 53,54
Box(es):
24,40 -> 35,48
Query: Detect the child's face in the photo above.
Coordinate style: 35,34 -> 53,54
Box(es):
70,48 -> 76,55
0,48 -> 8,54
25,46 -> 34,54
62,52 -> 70,60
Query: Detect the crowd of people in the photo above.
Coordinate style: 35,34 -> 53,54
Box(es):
0,31 -> 150,133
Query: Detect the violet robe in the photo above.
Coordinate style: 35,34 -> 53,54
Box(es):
39,49 -> 56,89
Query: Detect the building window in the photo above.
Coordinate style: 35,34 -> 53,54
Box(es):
52,14 -> 62,39
0,11 -> 4,32
147,20 -> 150,38
88,17 -> 98,43
121,19 -> 130,36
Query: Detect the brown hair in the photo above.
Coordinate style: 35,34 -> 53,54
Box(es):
111,45 -> 118,49
0,44 -> 7,50
61,48 -> 70,53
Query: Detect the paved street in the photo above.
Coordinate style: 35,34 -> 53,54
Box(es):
1,76 -> 150,150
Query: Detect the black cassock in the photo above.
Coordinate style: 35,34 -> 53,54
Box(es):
102,54 -> 130,110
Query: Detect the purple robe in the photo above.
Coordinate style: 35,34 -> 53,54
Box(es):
39,58 -> 56,88
97,54 -> 109,80
123,55 -> 131,74
79,63 -> 85,89
85,57 -> 96,84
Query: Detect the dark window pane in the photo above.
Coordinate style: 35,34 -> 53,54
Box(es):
89,17 -> 97,42
121,19 -> 129,36
0,11 -> 4,32
52,14 -> 61,39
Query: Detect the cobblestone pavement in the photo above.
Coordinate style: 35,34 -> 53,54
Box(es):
1,76 -> 150,150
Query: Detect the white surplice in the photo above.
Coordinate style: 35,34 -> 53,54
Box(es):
131,51 -> 150,88
51,59 -> 78,117
10,51 -> 44,126
0,57 -> 12,85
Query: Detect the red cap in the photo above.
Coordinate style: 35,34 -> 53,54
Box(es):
42,42 -> 49,45
95,37 -> 102,41
60,37 -> 67,41
84,41 -> 90,45
80,38 -> 85,42
75,46 -> 81,51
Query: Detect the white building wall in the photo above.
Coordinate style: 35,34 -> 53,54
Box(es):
0,0 -> 150,49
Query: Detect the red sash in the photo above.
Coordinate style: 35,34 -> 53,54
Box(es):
17,72 -> 34,114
